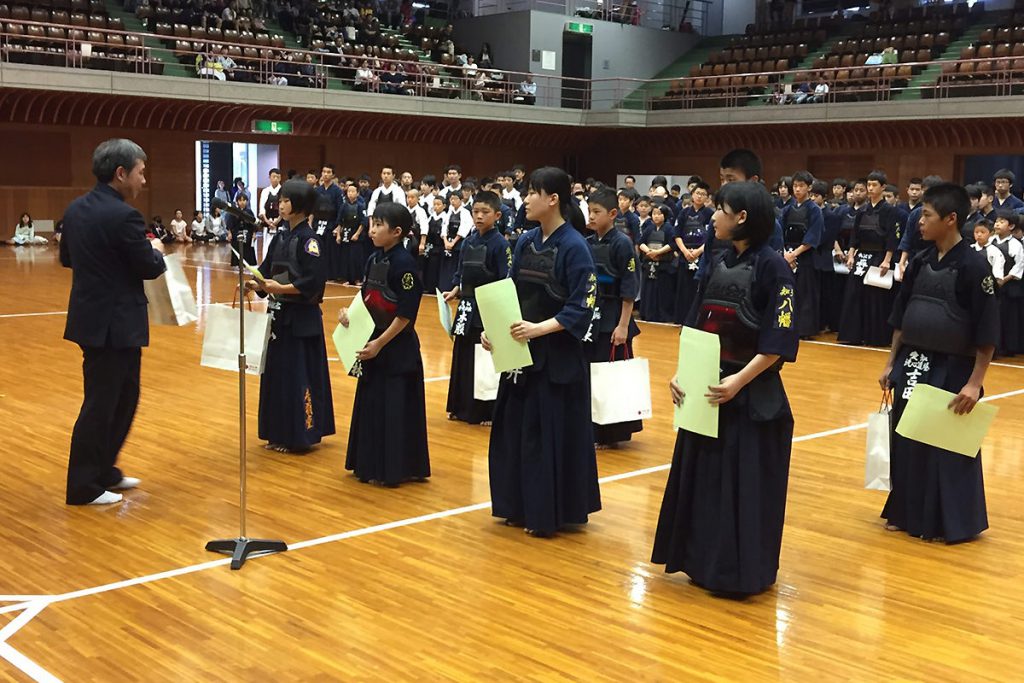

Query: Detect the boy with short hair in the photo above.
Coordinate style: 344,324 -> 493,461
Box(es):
584,188 -> 642,448
879,183 -> 998,544
782,170 -> 824,337
971,219 -> 1005,281
992,169 -> 1024,214
441,191 -> 511,425
614,190 -> 642,246
991,210 -> 1024,355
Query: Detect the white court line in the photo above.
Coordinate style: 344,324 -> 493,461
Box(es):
0,643 -> 61,683
4,385 -> 1024,618
802,338 -> 1024,370
0,602 -> 47,643
2,386 -> 1023,679
0,311 -> 66,319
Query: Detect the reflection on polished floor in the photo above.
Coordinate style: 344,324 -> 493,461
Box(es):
1,243 -> 1022,681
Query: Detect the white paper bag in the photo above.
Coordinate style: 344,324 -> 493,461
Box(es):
473,343 -> 500,401
200,303 -> 272,375
144,254 -> 198,326
865,398 -> 892,492
590,357 -> 653,425
864,265 -> 894,290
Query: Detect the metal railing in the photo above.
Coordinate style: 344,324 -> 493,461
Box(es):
2,19 -> 1024,112
471,0 -> 711,33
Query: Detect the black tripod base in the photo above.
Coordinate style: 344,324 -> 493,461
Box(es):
206,538 -> 288,570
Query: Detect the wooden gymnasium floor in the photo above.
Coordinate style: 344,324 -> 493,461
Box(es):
1,241 -> 1023,683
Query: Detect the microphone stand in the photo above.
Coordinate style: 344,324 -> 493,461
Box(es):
205,220 -> 287,570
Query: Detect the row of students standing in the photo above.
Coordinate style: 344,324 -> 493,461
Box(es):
240,160 -> 1001,603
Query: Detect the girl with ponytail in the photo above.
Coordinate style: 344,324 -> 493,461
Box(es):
481,166 -> 602,538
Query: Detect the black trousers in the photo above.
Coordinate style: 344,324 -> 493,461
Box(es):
66,346 -> 141,504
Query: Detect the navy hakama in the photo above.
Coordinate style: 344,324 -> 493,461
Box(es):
487,223 -> 601,535
255,221 -> 336,451
652,243 -> 799,596
345,243 -> 430,486
446,228 -> 511,424
585,227 -> 643,446
881,239 -> 998,543
837,200 -> 899,346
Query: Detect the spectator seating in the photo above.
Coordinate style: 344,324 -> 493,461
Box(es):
0,2 -> 162,73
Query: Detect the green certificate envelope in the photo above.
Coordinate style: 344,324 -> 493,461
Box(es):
474,279 -> 533,374
436,289 -> 454,340
673,327 -> 720,438
895,383 -> 999,458
331,293 -> 375,375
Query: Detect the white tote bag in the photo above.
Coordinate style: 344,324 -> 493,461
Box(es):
473,343 -> 501,401
590,354 -> 653,425
200,302 -> 272,375
864,391 -> 892,492
144,254 -> 198,326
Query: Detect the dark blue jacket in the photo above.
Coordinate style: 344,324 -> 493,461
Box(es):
60,183 -> 166,348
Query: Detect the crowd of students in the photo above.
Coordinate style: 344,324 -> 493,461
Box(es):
215,151 -> 1005,601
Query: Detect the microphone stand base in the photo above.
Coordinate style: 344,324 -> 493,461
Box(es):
206,538 -> 288,570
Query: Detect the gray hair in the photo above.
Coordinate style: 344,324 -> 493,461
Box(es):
92,138 -> 147,183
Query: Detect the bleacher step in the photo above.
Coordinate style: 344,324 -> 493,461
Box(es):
102,0 -> 191,78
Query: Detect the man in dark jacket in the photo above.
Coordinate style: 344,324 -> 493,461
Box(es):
60,138 -> 166,506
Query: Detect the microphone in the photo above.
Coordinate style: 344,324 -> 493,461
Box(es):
212,197 -> 257,225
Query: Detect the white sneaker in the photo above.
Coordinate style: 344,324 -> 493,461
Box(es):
87,491 -> 123,505
111,477 -> 141,490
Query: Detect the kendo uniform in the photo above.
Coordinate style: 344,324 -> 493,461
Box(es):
673,205 -> 713,324
438,207 -> 469,292
585,228 -> 642,446
963,208 -> 997,241
256,220 -> 335,451
774,195 -> 794,220
993,192 -> 1024,214
838,200 -> 899,346
814,202 -> 845,333
420,210 -> 446,292
227,205 -> 258,267
882,239 -> 998,543
311,181 -> 344,280
781,199 -> 823,337
991,234 -> 1024,355
345,243 -> 430,486
694,217 -> 785,283
638,220 -> 678,322
652,243 -> 799,596
61,183 -> 167,504
612,209 -> 641,248
446,228 -> 511,424
337,196 -> 367,285
488,224 -> 602,535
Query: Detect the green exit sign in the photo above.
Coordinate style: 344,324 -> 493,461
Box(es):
251,119 -> 293,134
566,22 -> 593,34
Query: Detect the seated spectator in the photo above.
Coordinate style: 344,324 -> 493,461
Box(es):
149,216 -> 173,243
215,46 -> 238,81
170,209 -> 192,243
191,210 -> 213,242
767,82 -> 787,105
381,62 -> 408,95
354,59 -> 379,91
807,75 -> 830,104
479,42 -> 493,69
209,206 -> 228,242
463,56 -> 479,83
514,75 -> 537,105
196,51 -> 226,81
222,2 -> 238,31
881,46 -> 898,64
790,80 -> 811,105
7,213 -> 47,245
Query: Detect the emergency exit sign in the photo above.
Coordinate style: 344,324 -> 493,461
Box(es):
566,22 -> 594,33
251,119 -> 294,134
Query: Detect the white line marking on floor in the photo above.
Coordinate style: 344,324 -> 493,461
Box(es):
0,602 -> 46,643
0,642 -> 62,683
